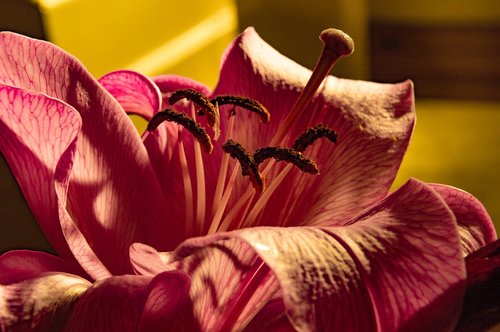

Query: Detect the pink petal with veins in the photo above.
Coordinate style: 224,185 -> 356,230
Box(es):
188,179 -> 465,331
0,83 -> 83,265
99,69 -> 162,120
172,235 -> 280,331
139,271 -> 199,331
326,179 -> 465,332
0,250 -> 85,285
0,32 -> 179,274
62,275 -> 150,332
129,243 -> 175,276
430,183 -> 497,256
243,298 -> 294,332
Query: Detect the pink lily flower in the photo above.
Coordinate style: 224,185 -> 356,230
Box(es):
0,26 -> 497,331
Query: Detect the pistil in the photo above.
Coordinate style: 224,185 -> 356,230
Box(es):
271,28 -> 354,146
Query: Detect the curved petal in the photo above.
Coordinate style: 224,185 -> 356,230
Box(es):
62,275 -> 151,332
429,183 -> 497,256
1,273 -> 193,332
457,240 -> 500,331
171,235 -> 280,331
243,298 -> 294,332
0,250 -> 85,285
54,141 -> 112,280
98,69 -> 162,120
0,272 -> 91,331
212,179 -> 465,331
465,239 -> 500,286
131,240 -> 282,331
129,243 -> 175,277
139,271 -> 199,332
0,32 -> 180,273
211,27 -> 415,229
0,83 -> 81,263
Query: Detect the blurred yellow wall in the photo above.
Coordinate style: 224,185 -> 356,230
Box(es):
393,99 -> 500,235
35,0 -> 238,86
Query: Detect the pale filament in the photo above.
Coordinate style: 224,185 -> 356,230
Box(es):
192,106 -> 207,236
177,128 -> 195,237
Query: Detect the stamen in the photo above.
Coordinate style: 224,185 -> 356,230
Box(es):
177,129 -> 194,237
222,139 -> 265,193
207,165 -> 239,235
292,124 -> 338,152
191,106 -> 207,236
210,95 -> 270,123
212,114 -> 236,215
217,185 -> 256,232
271,28 -> 354,146
169,89 -> 218,126
253,147 -> 319,174
147,108 -> 213,153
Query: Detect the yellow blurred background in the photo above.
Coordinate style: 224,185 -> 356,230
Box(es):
1,0 -> 499,252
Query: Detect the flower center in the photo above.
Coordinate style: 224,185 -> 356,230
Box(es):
146,28 -> 353,236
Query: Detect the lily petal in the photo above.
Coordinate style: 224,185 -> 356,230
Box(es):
430,183 -> 497,256
0,250 -> 84,285
172,235 -> 280,331
98,69 -> 162,120
139,271 -> 199,332
131,240 -> 283,331
0,272 -> 91,331
129,242 -> 174,277
0,83 -> 81,263
212,27 -> 415,228
1,272 -> 197,332
53,141 -> 112,280
0,32 -> 180,274
456,240 -> 500,331
225,179 -> 465,331
243,298 -> 294,332
62,275 -> 150,332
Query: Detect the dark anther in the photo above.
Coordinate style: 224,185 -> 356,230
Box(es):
292,124 -> 337,152
222,139 -> 265,193
211,95 -> 270,123
169,89 -> 219,129
253,147 -> 319,174
147,108 -> 213,153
